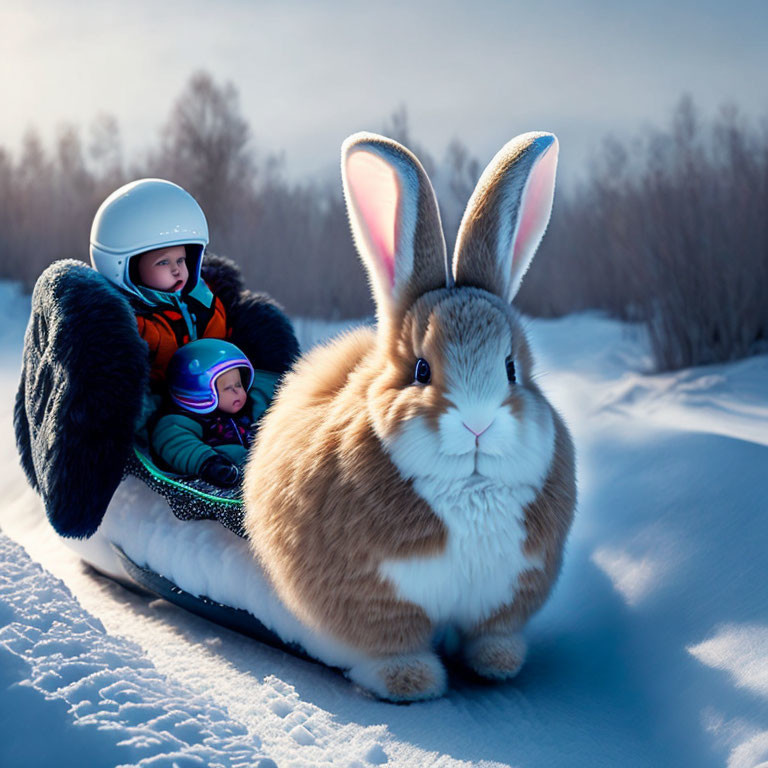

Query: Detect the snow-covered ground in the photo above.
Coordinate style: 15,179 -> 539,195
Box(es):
1,280 -> 766,768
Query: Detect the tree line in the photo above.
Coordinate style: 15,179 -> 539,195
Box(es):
0,72 -> 765,371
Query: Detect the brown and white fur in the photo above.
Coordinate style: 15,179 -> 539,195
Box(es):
243,131 -> 576,701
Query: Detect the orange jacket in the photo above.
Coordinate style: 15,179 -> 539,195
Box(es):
136,292 -> 228,386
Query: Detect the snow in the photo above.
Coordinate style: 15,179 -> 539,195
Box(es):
0,534 -> 263,767
1,281 -> 767,767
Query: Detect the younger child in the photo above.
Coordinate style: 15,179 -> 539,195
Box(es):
151,339 -> 280,487
90,178 -> 228,390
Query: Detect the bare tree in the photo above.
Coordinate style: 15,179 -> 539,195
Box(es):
88,113 -> 125,188
11,130 -> 56,284
154,71 -> 256,249
435,138 -> 482,254
381,105 -> 436,177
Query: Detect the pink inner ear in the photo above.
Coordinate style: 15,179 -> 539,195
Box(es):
511,142 -> 558,272
346,150 -> 399,288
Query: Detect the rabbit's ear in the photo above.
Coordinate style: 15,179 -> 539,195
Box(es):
342,133 -> 449,320
452,133 -> 558,302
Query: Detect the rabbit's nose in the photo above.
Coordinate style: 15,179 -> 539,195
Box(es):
463,420 -> 493,438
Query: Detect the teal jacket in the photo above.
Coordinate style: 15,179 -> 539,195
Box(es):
151,369 -> 280,476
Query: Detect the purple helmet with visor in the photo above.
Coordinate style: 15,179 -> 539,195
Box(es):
167,339 -> 254,414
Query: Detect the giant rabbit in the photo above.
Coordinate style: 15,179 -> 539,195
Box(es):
244,131 -> 576,701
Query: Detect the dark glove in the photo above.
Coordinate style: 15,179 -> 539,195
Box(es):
199,456 -> 240,487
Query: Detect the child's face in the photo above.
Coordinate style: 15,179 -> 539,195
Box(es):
136,245 -> 189,292
216,369 -> 247,415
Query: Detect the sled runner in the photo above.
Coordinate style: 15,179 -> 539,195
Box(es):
111,543 -> 314,662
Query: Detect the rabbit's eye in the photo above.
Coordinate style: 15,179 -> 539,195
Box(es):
505,355 -> 516,383
413,358 -> 431,385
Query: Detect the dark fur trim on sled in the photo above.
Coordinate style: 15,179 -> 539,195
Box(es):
200,252 -> 245,311
15,260 -> 149,538
202,252 -> 300,373
229,291 -> 300,374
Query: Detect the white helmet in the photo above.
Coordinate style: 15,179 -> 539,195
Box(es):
90,178 -> 212,307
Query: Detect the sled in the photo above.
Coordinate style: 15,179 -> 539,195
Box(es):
12,257 -> 353,670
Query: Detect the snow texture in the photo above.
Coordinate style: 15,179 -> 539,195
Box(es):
1,281 -> 767,767
0,533 -> 265,768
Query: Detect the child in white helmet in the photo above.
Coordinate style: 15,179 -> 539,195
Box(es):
90,178 -> 229,391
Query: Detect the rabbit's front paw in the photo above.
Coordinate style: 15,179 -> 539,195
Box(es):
348,651 -> 447,702
463,632 -> 527,680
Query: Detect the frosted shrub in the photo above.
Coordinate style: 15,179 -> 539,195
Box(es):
518,96 -> 768,371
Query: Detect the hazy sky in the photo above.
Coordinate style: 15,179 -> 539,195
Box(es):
2,0 -> 767,184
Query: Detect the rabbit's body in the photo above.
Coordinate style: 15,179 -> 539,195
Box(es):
245,131 -> 576,700
245,326 -> 446,657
